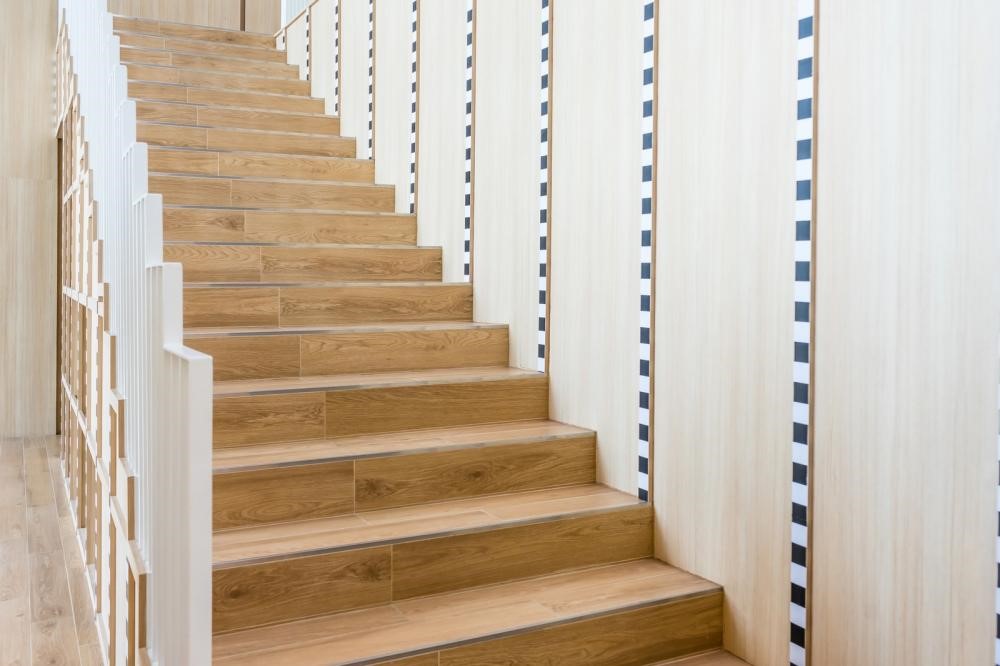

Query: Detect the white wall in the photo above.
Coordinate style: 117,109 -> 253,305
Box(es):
653,2 -> 797,664
340,0 -> 371,159
548,0 -> 642,493
811,2 -> 1000,664
416,0 -> 467,282
373,0 -> 411,213
471,0 -> 540,370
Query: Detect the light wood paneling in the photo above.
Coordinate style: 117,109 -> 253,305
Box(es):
472,0 -> 541,370
341,0 -> 372,158
0,0 -> 57,437
549,0 -> 642,494
374,0 -> 412,213
244,0 -> 281,34
811,2 -> 1000,665
108,2 -> 244,31
653,2 -> 796,664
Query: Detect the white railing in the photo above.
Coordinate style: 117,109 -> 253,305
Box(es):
58,2 -> 213,664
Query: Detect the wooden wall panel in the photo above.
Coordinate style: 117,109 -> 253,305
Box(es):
309,0 -> 338,116
0,0 -> 57,437
245,0 -> 281,34
548,0 -> 642,493
652,2 -> 796,664
340,0 -> 371,159
472,0 -> 540,371
415,0 -> 466,283
373,0 -> 412,214
811,2 -> 1000,664
107,0 -> 242,30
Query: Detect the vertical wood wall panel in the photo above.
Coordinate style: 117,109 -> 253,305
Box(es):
309,0 -> 337,114
549,0 -> 642,494
106,0 -> 242,30
416,0 -> 467,282
340,0 -> 372,159
0,0 -> 57,437
472,0 -> 540,371
811,2 -> 1000,664
652,2 -> 796,664
374,0 -> 412,213
245,0 -> 281,33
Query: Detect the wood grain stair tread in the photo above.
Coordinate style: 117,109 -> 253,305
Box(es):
113,15 -> 275,48
125,60 -> 303,85
647,650 -> 748,665
121,46 -> 299,76
139,101 -> 339,122
118,31 -> 287,63
212,420 -> 592,472
212,365 -> 543,397
211,558 -> 720,665
213,483 -> 644,565
148,147 -> 374,183
128,78 -> 317,102
185,321 -> 505,337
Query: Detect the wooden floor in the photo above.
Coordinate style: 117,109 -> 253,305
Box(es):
0,436 -> 101,666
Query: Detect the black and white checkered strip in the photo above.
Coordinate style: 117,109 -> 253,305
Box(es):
537,0 -> 550,372
790,1 -> 814,664
637,0 -> 654,503
304,11 -> 310,79
463,0 -> 474,280
367,0 -> 374,156
407,0 -> 418,213
333,0 -> 340,116
996,336 -> 999,666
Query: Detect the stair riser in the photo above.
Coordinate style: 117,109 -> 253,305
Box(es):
212,376 -> 548,447
212,506 -> 652,634
166,244 -> 440,284
138,124 -> 355,157
212,436 -> 594,528
126,63 -> 311,96
149,175 -> 394,211
118,32 -> 287,62
129,81 -> 323,114
149,148 -> 374,183
184,284 -> 471,328
430,593 -> 723,666
188,326 -> 508,381
122,48 -> 299,78
137,102 -> 341,135
163,209 -> 415,245
114,16 -> 275,48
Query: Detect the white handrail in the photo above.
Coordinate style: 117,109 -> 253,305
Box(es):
58,2 -> 213,663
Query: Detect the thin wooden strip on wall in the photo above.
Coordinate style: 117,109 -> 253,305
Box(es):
537,0 -> 552,373
368,0 -> 376,156
464,0 -> 475,280
408,0 -> 419,214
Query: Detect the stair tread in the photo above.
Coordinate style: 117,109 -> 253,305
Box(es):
212,558 -> 718,664
186,320 -> 505,337
185,280 -> 461,288
213,420 -> 591,472
122,59 -> 297,83
648,650 -> 748,665
166,241 -> 433,249
139,103 -> 338,120
140,121 -> 343,139
130,78 -> 318,101
213,365 -> 543,397
214,483 -> 643,565
151,172 -> 385,186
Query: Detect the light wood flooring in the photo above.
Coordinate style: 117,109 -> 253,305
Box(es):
0,436 -> 101,666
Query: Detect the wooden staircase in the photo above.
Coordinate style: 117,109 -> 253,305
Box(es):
113,15 -> 736,665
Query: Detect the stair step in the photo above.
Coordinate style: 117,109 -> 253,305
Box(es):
118,31 -> 287,63
211,558 -> 721,664
185,320 -> 507,380
150,174 -> 394,211
126,62 -> 310,96
148,147 -> 373,182
121,46 -> 300,79
211,421 -> 594,526
113,15 -> 275,49
649,650 -> 748,665
211,366 -> 547,446
129,81 -> 324,114
182,281 -> 471,328
163,207 -> 414,244
212,485 -> 651,632
137,101 -> 341,135
139,123 -> 354,157
165,242 -> 440,284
